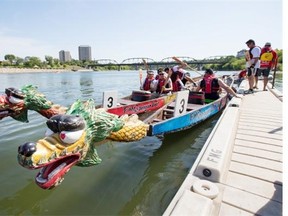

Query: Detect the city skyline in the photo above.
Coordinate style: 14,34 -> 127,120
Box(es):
0,0 -> 283,63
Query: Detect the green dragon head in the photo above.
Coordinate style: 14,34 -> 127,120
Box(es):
0,85 -> 66,122
17,99 -> 125,189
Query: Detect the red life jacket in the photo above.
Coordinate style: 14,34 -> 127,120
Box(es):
156,79 -> 170,93
143,78 -> 154,91
238,70 -> 247,79
200,74 -> 220,100
170,71 -> 183,92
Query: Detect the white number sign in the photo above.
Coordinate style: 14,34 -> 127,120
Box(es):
174,90 -> 189,117
102,91 -> 118,109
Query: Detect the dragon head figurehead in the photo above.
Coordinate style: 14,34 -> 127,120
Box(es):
0,85 -> 66,122
17,99 -> 147,189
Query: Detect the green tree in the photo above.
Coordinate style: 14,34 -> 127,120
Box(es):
24,56 -> 42,68
45,55 -> 54,67
4,54 -> 16,64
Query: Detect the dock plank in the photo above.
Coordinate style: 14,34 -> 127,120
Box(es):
222,186 -> 282,215
233,145 -> 282,161
229,161 -> 282,184
235,139 -> 282,153
235,134 -> 282,146
231,153 -> 282,172
219,203 -> 253,216
226,172 -> 282,202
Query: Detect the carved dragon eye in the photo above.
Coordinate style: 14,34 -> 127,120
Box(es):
8,96 -> 23,104
59,130 -> 84,144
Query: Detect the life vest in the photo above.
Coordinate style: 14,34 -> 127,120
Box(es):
200,75 -> 220,100
143,78 -> 154,91
170,69 -> 183,92
156,79 -> 170,93
260,48 -> 277,68
238,70 -> 247,79
249,46 -> 261,59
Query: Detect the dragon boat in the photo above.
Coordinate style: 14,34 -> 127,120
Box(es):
143,76 -> 235,136
14,74 -> 233,190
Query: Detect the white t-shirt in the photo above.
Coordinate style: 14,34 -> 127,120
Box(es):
249,46 -> 261,68
172,66 -> 186,79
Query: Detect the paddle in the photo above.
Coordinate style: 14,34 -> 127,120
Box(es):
172,56 -> 203,76
139,69 -> 143,89
160,68 -> 172,94
142,58 -> 149,71
172,56 -> 199,87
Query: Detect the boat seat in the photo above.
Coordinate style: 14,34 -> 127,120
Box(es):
163,108 -> 174,113
152,118 -> 162,122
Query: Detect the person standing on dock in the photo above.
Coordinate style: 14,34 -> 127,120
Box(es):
255,42 -> 278,91
245,39 -> 261,94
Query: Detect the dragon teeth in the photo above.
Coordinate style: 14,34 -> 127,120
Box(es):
36,162 -> 67,184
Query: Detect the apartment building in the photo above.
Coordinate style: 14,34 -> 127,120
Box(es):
59,50 -> 72,62
78,45 -> 92,61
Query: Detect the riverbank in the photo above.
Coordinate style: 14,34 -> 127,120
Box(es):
0,67 -> 69,74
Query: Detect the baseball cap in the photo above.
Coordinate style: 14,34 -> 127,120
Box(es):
147,70 -> 154,75
265,42 -> 271,46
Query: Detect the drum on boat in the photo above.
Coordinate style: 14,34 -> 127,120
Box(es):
131,90 -> 152,102
188,91 -> 205,104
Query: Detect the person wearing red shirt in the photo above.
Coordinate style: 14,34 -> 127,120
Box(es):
255,42 -> 278,91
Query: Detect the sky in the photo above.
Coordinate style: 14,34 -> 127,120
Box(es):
0,0 -> 283,62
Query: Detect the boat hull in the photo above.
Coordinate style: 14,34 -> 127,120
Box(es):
147,96 -> 228,136
107,94 -> 176,116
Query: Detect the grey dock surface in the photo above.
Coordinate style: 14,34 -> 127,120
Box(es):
164,82 -> 283,216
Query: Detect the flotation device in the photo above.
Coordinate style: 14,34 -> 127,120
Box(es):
200,74 -> 219,100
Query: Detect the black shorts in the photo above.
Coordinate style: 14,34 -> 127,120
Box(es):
247,68 -> 259,76
257,68 -> 271,77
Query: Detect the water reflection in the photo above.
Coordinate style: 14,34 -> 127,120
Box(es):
119,114 -> 220,215
80,73 -> 94,98
0,180 -> 52,215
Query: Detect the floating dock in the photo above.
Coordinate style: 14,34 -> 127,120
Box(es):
163,81 -> 282,216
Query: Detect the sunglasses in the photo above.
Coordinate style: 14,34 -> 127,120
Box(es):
159,73 -> 164,75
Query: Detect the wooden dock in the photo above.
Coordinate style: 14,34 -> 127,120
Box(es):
163,82 -> 283,216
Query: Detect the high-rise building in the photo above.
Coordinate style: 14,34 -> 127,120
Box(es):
59,50 -> 72,62
78,45 -> 92,61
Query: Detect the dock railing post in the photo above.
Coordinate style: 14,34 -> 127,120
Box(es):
271,57 -> 278,89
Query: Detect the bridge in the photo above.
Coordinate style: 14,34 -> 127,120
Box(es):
88,56 -> 232,71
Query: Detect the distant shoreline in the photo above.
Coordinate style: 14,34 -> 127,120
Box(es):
0,67 -> 69,74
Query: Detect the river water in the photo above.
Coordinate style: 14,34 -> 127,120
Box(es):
0,70 -> 282,215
